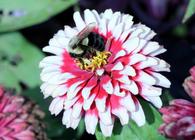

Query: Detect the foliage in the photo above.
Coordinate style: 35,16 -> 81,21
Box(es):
0,0 -> 76,32
183,0 -> 195,22
0,32 -> 44,91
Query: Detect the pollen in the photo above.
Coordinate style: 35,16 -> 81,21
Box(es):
76,51 -> 111,71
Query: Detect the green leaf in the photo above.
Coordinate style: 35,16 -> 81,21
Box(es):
161,90 -> 173,106
0,32 -> 44,91
0,0 -> 76,32
95,99 -> 166,140
75,119 -> 85,138
22,87 -> 85,138
183,0 -> 195,22
172,25 -> 187,37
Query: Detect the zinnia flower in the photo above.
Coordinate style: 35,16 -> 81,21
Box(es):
183,66 -> 195,102
0,86 -> 48,140
40,9 -> 170,136
159,99 -> 195,140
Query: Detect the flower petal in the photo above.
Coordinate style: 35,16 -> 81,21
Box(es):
102,76 -> 114,94
84,9 -> 98,24
131,98 -> 145,126
85,111 -> 98,134
100,120 -> 114,137
73,11 -> 86,31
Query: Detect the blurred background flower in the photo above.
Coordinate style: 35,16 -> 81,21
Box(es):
159,66 -> 195,140
183,66 -> 195,102
159,99 -> 195,140
0,86 -> 48,140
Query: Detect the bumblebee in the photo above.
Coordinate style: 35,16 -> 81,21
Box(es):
68,23 -> 106,58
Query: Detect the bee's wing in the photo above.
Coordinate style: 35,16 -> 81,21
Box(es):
77,22 -> 96,39
68,36 -> 79,49
68,22 -> 96,49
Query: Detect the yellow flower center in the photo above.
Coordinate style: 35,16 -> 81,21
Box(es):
76,51 -> 111,71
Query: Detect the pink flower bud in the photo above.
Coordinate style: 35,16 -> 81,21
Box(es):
183,66 -> 195,102
159,99 -> 195,140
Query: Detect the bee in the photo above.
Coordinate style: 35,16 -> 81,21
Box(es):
68,22 -> 106,58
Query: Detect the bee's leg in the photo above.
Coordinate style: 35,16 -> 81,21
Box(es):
78,58 -> 84,64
